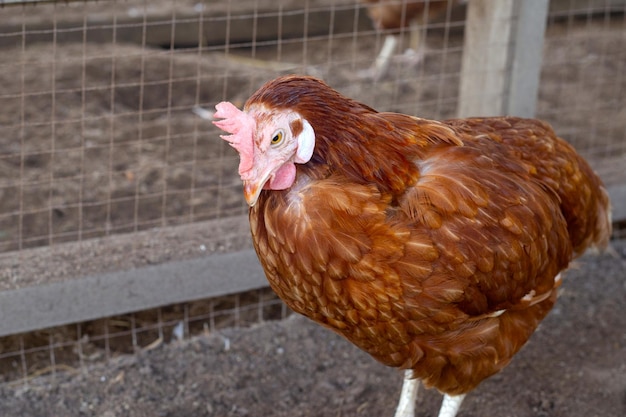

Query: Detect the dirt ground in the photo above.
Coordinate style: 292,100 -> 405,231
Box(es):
0,241 -> 624,417
0,2 -> 624,417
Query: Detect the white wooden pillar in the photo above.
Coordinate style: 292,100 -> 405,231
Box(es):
457,0 -> 549,118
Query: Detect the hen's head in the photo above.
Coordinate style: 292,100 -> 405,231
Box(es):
213,99 -> 315,207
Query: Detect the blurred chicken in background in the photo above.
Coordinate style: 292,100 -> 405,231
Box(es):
361,0 -> 462,80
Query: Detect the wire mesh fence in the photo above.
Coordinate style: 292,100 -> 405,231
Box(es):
540,1 -> 626,184
0,287 -> 291,385
0,0 -> 624,386
0,0 -> 473,252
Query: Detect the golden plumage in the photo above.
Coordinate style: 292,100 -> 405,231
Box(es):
216,75 -> 611,412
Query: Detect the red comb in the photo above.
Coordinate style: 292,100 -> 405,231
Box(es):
213,102 -> 255,176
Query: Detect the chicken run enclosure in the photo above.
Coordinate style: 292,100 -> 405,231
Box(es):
0,0 -> 625,416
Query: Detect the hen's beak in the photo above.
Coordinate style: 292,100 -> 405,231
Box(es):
242,169 -> 273,207
243,180 -> 263,207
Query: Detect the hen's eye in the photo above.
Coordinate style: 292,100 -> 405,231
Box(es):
271,129 -> 284,146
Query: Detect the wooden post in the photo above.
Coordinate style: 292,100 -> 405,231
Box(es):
457,0 -> 549,118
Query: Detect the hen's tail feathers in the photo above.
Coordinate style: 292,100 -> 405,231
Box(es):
585,185 -> 612,255
569,162 -> 612,257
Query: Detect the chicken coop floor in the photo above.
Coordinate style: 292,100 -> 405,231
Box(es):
0,240 -> 625,417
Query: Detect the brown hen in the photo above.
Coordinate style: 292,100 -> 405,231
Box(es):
213,75 -> 611,417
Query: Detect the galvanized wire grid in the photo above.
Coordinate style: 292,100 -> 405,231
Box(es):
540,2 -> 625,160
0,287 -> 291,386
0,0 -> 471,252
539,2 -> 625,239
0,1 -> 240,252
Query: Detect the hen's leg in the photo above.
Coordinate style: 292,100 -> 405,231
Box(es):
364,24 -> 425,80
359,34 -> 398,81
393,370 -> 420,417
403,19 -> 425,64
437,393 -> 466,417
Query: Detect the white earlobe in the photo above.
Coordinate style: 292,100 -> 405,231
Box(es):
295,119 -> 315,164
